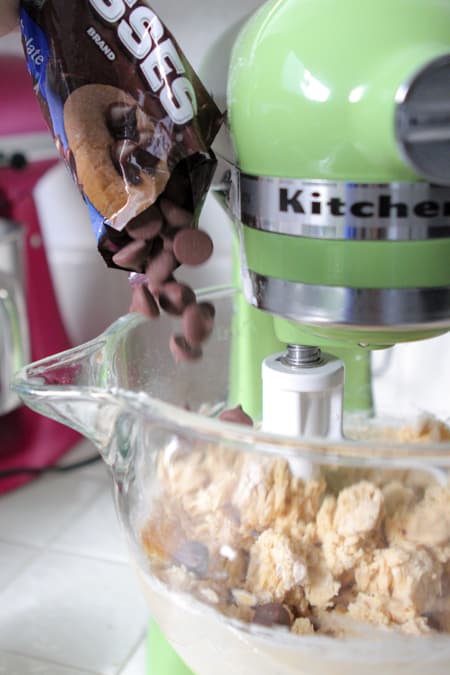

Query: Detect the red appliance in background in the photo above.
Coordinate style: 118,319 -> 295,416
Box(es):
0,54 -> 79,493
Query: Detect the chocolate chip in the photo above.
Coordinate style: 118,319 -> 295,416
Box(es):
129,282 -> 160,318
160,198 -> 194,228
173,229 -> 213,266
112,239 -> 149,272
126,205 -> 163,240
158,282 -> 196,316
182,302 -> 215,346
173,541 -> 209,577
253,603 -> 293,628
106,102 -> 139,142
219,406 -> 254,426
169,334 -> 202,363
145,250 -> 177,290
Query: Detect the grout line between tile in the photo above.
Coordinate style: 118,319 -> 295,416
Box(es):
25,544 -> 130,568
0,539 -> 41,552
0,542 -> 43,590
0,540 -> 131,589
44,479 -> 115,551
115,629 -> 147,675
49,544 -> 130,565
0,647 -> 102,674
0,473 -> 113,552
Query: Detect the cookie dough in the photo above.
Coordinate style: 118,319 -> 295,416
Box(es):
141,417 -> 450,637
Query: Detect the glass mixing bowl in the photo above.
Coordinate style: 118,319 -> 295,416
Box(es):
13,286 -> 450,675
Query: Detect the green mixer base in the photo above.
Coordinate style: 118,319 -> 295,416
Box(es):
147,620 -> 194,675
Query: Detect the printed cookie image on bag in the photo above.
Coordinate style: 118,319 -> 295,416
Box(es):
63,83 -> 170,230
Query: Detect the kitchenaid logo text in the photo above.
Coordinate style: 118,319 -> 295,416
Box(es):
88,0 -> 197,125
279,188 -> 450,218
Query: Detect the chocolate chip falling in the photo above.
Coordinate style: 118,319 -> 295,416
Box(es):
173,540 -> 209,577
146,250 -> 177,290
253,603 -> 293,628
173,229 -> 213,266
160,197 -> 194,228
158,281 -> 196,316
182,302 -> 215,346
126,205 -> 163,240
106,102 -> 139,142
219,406 -> 254,426
169,335 -> 202,363
112,239 -> 149,272
129,282 -> 160,318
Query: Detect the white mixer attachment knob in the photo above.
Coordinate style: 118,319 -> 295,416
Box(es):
262,345 -> 344,479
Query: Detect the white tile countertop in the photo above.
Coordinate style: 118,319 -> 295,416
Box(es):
0,440 -> 150,675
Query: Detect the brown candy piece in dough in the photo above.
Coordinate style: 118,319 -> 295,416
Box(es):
129,283 -> 160,318
173,541 -> 209,577
182,302 -> 215,346
169,335 -> 202,363
218,405 -> 253,426
158,282 -> 196,316
173,229 -> 213,266
253,603 -> 293,628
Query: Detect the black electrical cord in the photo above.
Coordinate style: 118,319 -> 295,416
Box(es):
0,454 -> 102,478
0,152 -> 28,170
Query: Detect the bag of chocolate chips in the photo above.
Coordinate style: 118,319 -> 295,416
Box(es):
20,0 -> 224,361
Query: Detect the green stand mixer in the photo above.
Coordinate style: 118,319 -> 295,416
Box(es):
147,0 -> 450,671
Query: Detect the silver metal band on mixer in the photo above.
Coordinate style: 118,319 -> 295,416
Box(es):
225,169 -> 450,329
243,270 -> 450,329
234,173 -> 450,240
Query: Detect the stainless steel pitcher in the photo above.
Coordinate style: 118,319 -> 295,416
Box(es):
0,219 -> 30,414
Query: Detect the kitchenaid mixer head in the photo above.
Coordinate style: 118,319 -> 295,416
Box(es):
226,0 -> 450,434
